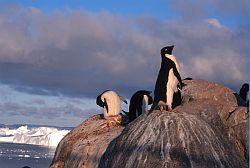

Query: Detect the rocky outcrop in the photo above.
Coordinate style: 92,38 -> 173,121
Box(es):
182,80 -> 248,160
101,80 -> 248,168
50,80 -> 248,168
50,114 -> 125,168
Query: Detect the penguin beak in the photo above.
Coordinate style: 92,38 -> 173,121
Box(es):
119,96 -> 128,104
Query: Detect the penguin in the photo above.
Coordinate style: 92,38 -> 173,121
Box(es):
153,45 -> 184,112
96,90 -> 127,119
123,90 -> 153,122
239,83 -> 249,107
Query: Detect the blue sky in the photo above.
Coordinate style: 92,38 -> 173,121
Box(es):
0,0 -> 176,18
0,0 -> 248,127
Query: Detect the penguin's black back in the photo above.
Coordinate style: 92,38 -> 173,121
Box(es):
128,90 -> 152,122
154,57 -> 178,103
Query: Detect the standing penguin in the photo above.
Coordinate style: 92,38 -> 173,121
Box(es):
239,83 -> 249,107
124,90 -> 153,122
96,90 -> 127,119
153,45 -> 184,111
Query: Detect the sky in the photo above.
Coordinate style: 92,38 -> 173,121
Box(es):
0,0 -> 248,127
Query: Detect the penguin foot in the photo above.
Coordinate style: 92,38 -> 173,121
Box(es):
106,120 -> 117,127
107,116 -> 122,127
160,105 -> 164,112
159,105 -> 167,112
157,101 -> 167,112
168,108 -> 173,112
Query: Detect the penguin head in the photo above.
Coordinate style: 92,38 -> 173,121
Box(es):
241,83 -> 249,92
161,45 -> 174,56
96,94 -> 104,107
96,90 -> 109,108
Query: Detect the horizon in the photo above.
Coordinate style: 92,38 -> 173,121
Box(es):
0,0 -> 248,127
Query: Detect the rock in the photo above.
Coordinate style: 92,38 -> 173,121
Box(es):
50,114 -> 125,168
50,80 -> 248,168
101,80 -> 248,168
182,80 -> 249,160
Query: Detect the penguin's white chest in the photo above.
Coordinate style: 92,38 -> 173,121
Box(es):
165,68 -> 178,108
136,95 -> 149,117
167,68 -> 178,91
142,95 -> 149,113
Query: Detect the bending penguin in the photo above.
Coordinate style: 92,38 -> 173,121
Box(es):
123,90 -> 153,122
96,90 -> 127,119
153,45 -> 184,112
239,83 -> 249,107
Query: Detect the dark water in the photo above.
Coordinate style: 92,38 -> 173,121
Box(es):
0,142 -> 56,168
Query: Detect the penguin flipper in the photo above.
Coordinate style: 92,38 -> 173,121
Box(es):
119,96 -> 128,104
138,106 -> 142,116
173,67 -> 184,89
122,110 -> 129,116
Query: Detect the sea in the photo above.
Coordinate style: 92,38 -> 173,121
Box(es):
0,124 -> 73,168
0,142 -> 55,168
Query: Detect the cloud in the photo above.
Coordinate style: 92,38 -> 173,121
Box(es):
211,0 -> 248,17
169,0 -> 248,20
0,4 -> 248,102
0,100 -> 96,119
205,18 -> 224,28
0,84 -> 99,126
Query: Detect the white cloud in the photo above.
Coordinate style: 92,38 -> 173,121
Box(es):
205,18 -> 224,28
0,5 -> 248,99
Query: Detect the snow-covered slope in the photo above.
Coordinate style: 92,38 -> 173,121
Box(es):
0,125 -> 70,147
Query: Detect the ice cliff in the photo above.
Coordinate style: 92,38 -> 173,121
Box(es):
50,80 -> 249,168
0,125 -> 70,147
50,115 -> 125,168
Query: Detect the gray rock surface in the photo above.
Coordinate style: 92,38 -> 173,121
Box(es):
182,80 -> 248,160
101,80 -> 248,168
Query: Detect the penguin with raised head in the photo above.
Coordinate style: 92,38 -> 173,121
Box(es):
96,90 -> 127,119
124,90 -> 153,122
153,45 -> 184,112
239,83 -> 249,107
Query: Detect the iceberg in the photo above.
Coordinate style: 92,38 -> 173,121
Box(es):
0,125 -> 70,147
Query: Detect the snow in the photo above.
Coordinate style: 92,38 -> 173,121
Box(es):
0,125 -> 70,147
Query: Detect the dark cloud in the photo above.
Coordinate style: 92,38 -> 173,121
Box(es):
0,4 -> 248,101
0,102 -> 38,117
0,101 -> 96,119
